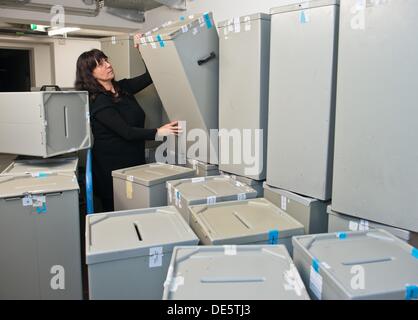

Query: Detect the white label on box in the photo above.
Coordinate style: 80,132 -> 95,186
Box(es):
359,220 -> 370,231
281,196 -> 287,211
207,196 -> 216,205
237,193 -> 246,201
32,196 -> 46,207
234,23 -> 241,33
224,245 -> 237,256
181,25 -> 188,33
22,196 -> 33,207
349,221 -> 359,231
111,36 -> 116,44
321,262 -> 331,270
310,266 -> 323,300
192,177 -> 205,183
127,175 -> 134,182
149,247 -> 163,268
151,43 -> 157,49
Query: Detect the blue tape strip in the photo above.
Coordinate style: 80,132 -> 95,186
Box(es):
36,203 -> 47,214
180,16 -> 185,21
337,232 -> 347,240
86,149 -> 94,214
300,11 -> 307,24
406,285 -> 418,300
268,230 -> 279,245
204,13 -> 213,29
156,34 -> 165,48
412,248 -> 418,259
38,172 -> 48,178
312,258 -> 320,273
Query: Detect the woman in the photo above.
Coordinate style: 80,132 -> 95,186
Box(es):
75,49 -> 179,212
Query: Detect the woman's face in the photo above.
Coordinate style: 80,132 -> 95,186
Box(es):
92,57 -> 115,82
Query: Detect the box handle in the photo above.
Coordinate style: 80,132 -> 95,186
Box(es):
197,52 -> 216,66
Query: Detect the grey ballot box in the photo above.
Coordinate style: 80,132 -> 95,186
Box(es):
163,245 -> 310,300
188,198 -> 304,254
327,205 -> 416,245
292,229 -> 418,300
0,91 -> 91,158
263,182 -> 329,235
86,206 -> 199,300
0,173 -> 82,300
266,0 -> 339,201
222,172 -> 264,197
332,0 -> 418,232
0,157 -> 78,177
166,175 -> 257,224
112,163 -> 195,211
185,158 -> 219,177
137,13 -> 219,164
218,13 -> 270,180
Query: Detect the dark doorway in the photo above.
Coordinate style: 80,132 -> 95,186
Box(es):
0,48 -> 31,92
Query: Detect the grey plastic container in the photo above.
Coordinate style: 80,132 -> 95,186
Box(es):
189,198 -> 304,254
163,245 -> 310,300
222,172 -> 264,197
166,175 -> 257,224
0,157 -> 78,177
86,206 -> 199,300
0,91 -> 91,158
332,0 -> 418,232
292,229 -> 418,300
218,13 -> 270,180
112,163 -> 195,211
0,173 -> 82,300
327,205 -> 414,244
266,0 -> 339,200
185,158 -> 219,177
263,182 -> 329,234
137,13 -> 219,164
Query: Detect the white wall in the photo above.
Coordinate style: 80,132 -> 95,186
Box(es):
53,38 -> 101,87
141,0 -> 303,31
0,35 -> 100,88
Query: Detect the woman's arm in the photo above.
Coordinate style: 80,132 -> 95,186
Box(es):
118,68 -> 153,95
94,106 -> 157,141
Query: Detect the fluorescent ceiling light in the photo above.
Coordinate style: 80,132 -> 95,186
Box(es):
48,27 -> 81,36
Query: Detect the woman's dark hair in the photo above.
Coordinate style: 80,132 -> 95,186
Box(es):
75,49 -> 124,102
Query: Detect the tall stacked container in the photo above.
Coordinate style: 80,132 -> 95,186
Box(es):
332,0 -> 418,232
136,13 -> 219,165
267,0 -> 339,200
217,13 -> 270,181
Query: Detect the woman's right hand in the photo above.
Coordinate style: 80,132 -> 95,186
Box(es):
157,121 -> 182,137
